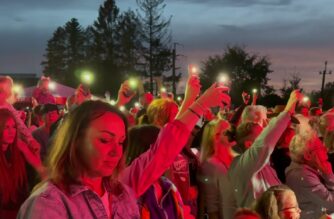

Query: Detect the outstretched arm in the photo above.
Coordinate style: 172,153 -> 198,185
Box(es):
121,83 -> 230,197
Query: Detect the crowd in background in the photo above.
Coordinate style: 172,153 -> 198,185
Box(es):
1,73 -> 334,219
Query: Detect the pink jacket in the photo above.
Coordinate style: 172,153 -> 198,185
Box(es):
120,120 -> 191,198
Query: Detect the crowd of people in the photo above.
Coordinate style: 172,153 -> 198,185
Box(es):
0,73 -> 334,219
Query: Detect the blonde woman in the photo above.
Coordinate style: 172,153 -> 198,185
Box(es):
286,128 -> 334,219
198,119 -> 236,219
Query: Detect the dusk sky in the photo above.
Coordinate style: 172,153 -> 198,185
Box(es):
1,0 -> 334,92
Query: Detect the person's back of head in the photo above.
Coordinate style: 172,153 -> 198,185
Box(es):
0,76 -> 13,104
200,119 -> 219,162
146,98 -> 178,127
236,122 -> 263,152
125,125 -> 160,165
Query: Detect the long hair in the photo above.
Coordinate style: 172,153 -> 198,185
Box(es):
200,119 -> 219,162
254,185 -> 292,219
47,100 -> 128,192
0,109 -> 27,204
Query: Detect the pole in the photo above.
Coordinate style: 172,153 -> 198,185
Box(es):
320,61 -> 332,99
172,43 -> 176,97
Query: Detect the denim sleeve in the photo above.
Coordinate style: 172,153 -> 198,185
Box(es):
17,193 -> 67,219
120,120 -> 191,198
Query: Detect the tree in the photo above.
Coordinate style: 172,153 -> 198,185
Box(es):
115,10 -> 143,75
310,82 -> 334,110
280,73 -> 301,101
64,18 -> 87,87
42,18 -> 87,87
137,0 -> 172,93
201,45 -> 273,106
42,27 -> 67,81
89,0 -> 121,95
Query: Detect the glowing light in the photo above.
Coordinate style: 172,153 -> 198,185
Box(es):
110,99 -> 116,105
81,71 -> 94,85
13,84 -> 23,95
128,78 -> 138,89
160,87 -> 167,93
189,64 -> 199,75
252,89 -> 258,93
134,102 -> 140,108
119,106 -> 126,112
303,96 -> 309,102
217,73 -> 229,84
177,96 -> 182,101
48,81 -> 56,91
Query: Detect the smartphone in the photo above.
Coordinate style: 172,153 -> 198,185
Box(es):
81,84 -> 90,96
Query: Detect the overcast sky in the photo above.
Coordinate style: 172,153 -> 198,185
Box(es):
0,0 -> 333,92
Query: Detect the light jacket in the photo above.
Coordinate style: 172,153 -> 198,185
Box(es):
227,112 -> 290,212
286,161 -> 334,219
18,120 -> 191,218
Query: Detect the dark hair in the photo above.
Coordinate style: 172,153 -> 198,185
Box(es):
47,100 -> 128,192
125,125 -> 160,165
0,109 -> 27,204
40,104 -> 59,115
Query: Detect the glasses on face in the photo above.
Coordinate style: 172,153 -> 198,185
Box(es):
279,206 -> 300,212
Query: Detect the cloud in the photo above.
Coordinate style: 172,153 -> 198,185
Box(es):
170,0 -> 292,7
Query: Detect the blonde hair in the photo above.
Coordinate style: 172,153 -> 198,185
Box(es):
200,119 -> 219,162
289,130 -> 317,163
255,185 -> 293,219
319,113 -> 334,152
0,76 -> 14,100
0,75 -> 14,86
146,98 -> 178,127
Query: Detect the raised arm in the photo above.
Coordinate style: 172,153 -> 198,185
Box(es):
120,83 -> 230,197
177,73 -> 201,116
237,90 -> 301,177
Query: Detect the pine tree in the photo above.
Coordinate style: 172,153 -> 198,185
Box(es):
136,0 -> 172,93
64,18 -> 87,87
41,27 -> 67,82
89,0 -> 121,95
115,10 -> 143,75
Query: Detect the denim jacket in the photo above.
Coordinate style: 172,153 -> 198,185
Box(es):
17,180 -> 140,219
18,120 -> 191,218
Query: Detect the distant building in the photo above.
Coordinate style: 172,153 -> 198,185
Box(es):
0,73 -> 39,87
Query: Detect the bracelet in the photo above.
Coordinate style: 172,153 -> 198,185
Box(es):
188,108 -> 201,119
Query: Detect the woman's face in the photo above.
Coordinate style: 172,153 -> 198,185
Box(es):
83,112 -> 125,177
1,118 -> 16,151
278,190 -> 301,219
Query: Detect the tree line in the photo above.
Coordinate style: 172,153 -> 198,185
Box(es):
42,0 -> 333,108
42,0 -> 172,96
